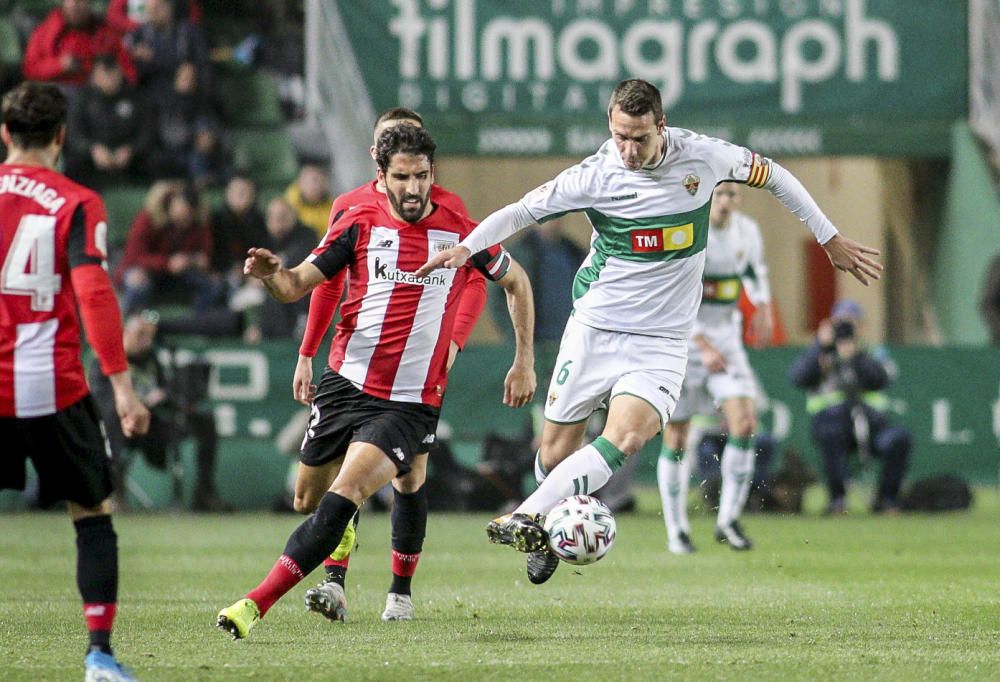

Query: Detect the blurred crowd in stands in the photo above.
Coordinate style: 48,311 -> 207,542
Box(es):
3,0 -> 325,340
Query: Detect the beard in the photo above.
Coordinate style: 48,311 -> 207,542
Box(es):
388,189 -> 429,223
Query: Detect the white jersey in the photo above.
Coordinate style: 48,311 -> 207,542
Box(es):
694,210 -> 771,343
518,128 -> 773,338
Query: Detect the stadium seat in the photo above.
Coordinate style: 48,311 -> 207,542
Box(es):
231,129 -> 298,188
216,67 -> 283,127
0,18 -> 21,68
101,185 -> 148,248
13,0 -> 60,17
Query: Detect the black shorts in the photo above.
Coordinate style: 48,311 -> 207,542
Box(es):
300,369 -> 439,475
0,395 -> 114,508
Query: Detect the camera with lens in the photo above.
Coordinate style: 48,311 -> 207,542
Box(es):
833,319 -> 856,341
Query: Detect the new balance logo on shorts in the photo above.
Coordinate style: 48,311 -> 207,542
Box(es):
393,447 -> 405,461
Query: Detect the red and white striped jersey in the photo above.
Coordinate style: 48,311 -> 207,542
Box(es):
0,164 -> 112,417
306,200 -> 510,407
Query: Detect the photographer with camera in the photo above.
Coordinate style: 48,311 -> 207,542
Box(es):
88,312 -> 230,511
789,300 -> 911,514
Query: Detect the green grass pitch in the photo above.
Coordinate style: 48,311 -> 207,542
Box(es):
2,489 -> 998,681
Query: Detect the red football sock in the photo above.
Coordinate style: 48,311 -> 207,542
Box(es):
389,550 -> 420,596
391,550 -> 420,577
323,556 -> 350,570
83,602 -> 116,651
246,555 -> 305,617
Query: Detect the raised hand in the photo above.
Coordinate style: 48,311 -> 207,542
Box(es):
244,247 -> 281,280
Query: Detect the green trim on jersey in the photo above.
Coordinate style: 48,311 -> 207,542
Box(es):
571,246 -> 610,302
583,200 -> 711,263
701,273 -> 743,305
535,209 -> 572,225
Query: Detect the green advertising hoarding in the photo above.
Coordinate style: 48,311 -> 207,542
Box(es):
5,343 -> 990,510
333,0 -> 967,156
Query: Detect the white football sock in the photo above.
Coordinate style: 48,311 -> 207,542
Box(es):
533,449 -> 548,485
515,438 -> 623,516
657,449 -> 690,541
717,438 -> 755,527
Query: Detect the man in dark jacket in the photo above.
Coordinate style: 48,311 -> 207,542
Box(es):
789,300 -> 911,514
89,312 -> 229,511
66,53 -> 153,186
248,197 -> 318,340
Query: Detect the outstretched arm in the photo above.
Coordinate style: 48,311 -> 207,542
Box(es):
243,247 -> 326,303
416,202 -> 537,277
493,258 -> 536,408
764,162 -> 883,286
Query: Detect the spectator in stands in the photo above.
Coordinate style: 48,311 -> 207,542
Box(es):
979,252 -> 1000,345
65,53 -> 152,187
106,0 -> 202,34
789,300 -> 911,515
117,182 -> 220,315
188,120 -> 231,189
283,163 -> 333,238
89,311 -> 230,512
125,0 -> 210,93
243,198 -> 317,342
22,0 -> 137,97
147,60 -> 216,180
210,175 -> 268,279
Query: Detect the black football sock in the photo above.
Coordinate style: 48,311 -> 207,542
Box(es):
75,515 -> 118,655
389,487 -> 427,596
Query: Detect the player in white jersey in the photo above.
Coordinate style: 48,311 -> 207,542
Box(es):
417,78 -> 882,585
657,181 -> 773,554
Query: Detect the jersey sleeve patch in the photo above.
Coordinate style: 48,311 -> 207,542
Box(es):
471,245 -> 511,281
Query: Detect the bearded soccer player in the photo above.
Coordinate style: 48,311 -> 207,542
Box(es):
217,124 -> 535,639
658,181 -> 775,554
292,108 -> 487,623
0,82 -> 150,682
417,78 -> 882,586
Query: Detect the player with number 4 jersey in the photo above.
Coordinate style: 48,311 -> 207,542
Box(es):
0,81 -> 149,682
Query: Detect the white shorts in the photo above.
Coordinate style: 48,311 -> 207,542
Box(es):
543,317 -> 686,428
671,332 -> 756,423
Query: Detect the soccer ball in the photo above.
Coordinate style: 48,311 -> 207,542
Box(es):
543,495 -> 616,565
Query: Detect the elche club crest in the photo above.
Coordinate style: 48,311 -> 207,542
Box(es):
682,173 -> 700,196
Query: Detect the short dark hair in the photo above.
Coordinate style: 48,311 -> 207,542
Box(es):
607,79 -> 664,123
1,81 -> 67,149
375,123 -> 435,173
374,107 -> 424,132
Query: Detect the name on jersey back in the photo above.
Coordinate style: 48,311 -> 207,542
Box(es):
0,173 -> 67,214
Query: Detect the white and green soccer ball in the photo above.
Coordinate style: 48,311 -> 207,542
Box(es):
543,495 -> 617,565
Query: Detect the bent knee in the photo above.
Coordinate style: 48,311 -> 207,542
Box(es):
394,470 -> 425,494
613,432 -> 647,457
728,416 -> 757,438
293,494 -> 320,514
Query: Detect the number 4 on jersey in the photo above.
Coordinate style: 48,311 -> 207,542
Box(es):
1,214 -> 62,312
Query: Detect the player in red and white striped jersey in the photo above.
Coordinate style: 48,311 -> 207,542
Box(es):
291,108 -> 489,623
0,81 -> 149,682
216,123 -> 535,640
